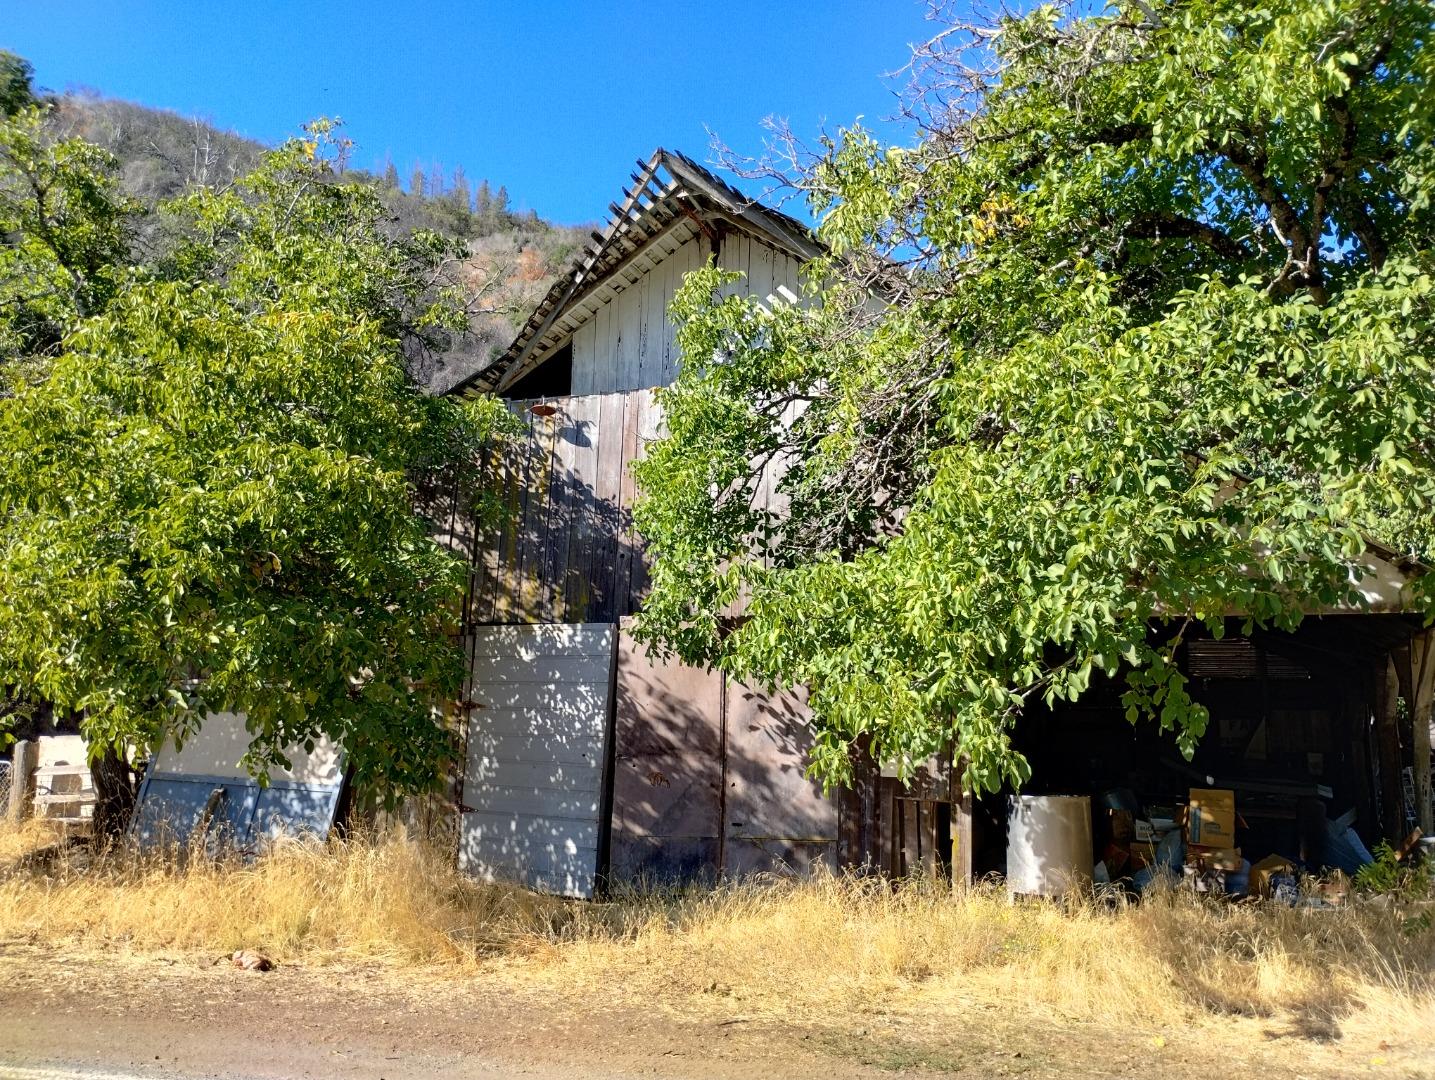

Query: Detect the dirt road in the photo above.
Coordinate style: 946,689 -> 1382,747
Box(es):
0,944 -> 976,1080
0,943 -> 1426,1080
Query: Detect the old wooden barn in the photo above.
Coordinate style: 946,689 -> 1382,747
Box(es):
436,149 -> 877,897
433,149 -> 1432,899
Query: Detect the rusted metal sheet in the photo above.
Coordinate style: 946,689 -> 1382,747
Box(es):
607,625 -> 852,883
609,621 -> 723,882
722,682 -> 839,877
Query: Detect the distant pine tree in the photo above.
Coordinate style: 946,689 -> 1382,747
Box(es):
451,164 -> 471,210
475,179 -> 492,218
427,162 -> 444,199
382,158 -> 400,189
494,184 -> 509,218
409,164 -> 425,198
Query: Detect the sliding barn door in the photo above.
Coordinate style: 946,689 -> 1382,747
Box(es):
460,624 -> 617,898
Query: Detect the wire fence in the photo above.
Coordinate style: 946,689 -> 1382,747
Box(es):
0,759 -> 12,815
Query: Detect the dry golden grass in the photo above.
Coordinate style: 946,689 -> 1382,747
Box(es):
1,824 -> 1430,1058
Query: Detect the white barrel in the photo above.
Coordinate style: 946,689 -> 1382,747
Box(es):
1006,795 -> 1093,897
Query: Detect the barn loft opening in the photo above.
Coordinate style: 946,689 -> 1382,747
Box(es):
501,340 -> 573,400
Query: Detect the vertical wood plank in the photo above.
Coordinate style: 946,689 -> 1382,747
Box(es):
901,799 -> 919,879
921,801 -> 939,879
1376,656 -> 1405,841
628,389 -> 664,605
516,412 -> 559,621
561,393 -> 600,621
619,271 -> 641,391
590,391 -> 626,622
657,245 -> 676,386
613,389 -> 642,617
875,782 -> 893,877
571,319 -> 595,397
540,398 -> 579,621
593,299 -> 612,395
492,408 -> 535,623
1413,631 -> 1435,835
950,759 -> 974,889
750,239 -> 775,311
637,253 -> 658,388
666,239 -> 692,381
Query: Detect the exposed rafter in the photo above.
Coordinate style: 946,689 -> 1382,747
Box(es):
446,148 -> 822,399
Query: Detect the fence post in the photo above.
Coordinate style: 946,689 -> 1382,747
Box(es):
7,739 -> 38,823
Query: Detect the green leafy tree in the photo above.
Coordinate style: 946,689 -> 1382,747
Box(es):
634,0 -> 1435,793
0,51 -> 36,117
0,115 -> 512,828
0,106 -> 136,371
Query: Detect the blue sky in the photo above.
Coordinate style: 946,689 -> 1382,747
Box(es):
3,1 -> 934,224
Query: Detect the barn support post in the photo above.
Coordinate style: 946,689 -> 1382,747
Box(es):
7,738 -> 37,823
949,756 -> 974,890
1411,631 -> 1435,835
1375,655 -> 1406,842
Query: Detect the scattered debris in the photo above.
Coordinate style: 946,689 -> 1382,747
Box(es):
231,949 -> 275,972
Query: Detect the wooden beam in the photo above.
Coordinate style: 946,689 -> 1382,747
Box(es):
1413,631 -> 1435,834
6,738 -> 37,823
950,756 -> 974,890
1376,655 -> 1406,842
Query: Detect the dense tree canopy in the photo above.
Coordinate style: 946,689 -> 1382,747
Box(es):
634,0 -> 1435,793
0,109 -> 510,795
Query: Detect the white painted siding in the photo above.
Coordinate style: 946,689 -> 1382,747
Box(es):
460,623 -> 616,898
568,234 -> 805,396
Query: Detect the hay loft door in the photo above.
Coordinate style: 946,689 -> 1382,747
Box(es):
460,623 -> 617,898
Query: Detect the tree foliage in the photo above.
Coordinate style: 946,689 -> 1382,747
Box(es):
0,51 -> 36,118
633,0 -> 1435,793
0,112 -> 512,794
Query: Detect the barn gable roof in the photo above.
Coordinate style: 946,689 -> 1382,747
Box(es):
447,148 -> 822,398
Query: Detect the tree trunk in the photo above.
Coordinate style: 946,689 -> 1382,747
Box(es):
90,745 -> 136,840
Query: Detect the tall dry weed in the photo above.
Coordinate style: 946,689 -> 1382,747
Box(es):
0,823 -> 1430,1044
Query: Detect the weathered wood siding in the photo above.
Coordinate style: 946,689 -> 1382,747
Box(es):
458,624 -> 617,899
466,232 -> 808,625
716,231 -> 806,313
466,389 -> 660,626
566,233 -> 805,397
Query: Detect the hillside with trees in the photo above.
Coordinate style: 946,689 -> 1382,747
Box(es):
42,76 -> 587,390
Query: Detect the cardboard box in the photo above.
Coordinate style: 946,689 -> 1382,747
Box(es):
1190,846 -> 1243,872
1130,840 -> 1158,864
1187,788 -> 1236,847
1249,855 -> 1296,898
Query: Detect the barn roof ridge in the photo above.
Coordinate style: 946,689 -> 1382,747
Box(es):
446,147 -> 823,398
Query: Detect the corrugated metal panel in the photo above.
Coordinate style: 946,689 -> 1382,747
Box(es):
460,623 -> 616,899
130,714 -> 344,850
